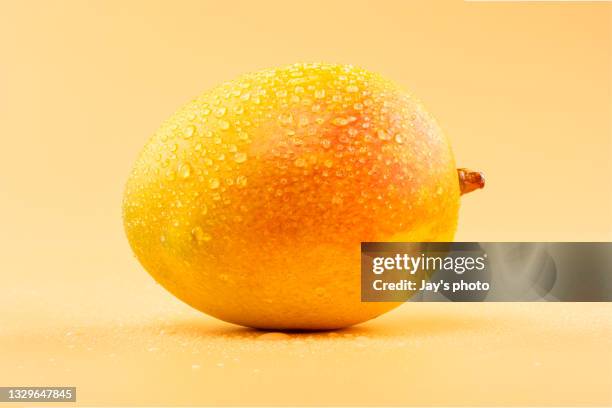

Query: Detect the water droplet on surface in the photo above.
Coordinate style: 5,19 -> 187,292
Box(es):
346,85 -> 359,93
314,89 -> 326,99
332,117 -> 349,126
214,107 -> 226,117
191,226 -> 212,244
219,120 -> 230,130
234,152 -> 247,163
236,175 -> 248,187
279,113 -> 293,125
377,129 -> 391,140
209,178 -> 220,189
294,158 -> 306,167
183,125 -> 195,138
179,163 -> 191,179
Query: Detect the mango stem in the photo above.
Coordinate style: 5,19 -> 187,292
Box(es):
458,168 -> 485,195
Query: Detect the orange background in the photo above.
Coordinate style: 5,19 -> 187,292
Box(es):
0,1 -> 610,406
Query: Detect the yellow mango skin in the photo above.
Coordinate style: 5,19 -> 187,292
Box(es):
123,63 -> 460,330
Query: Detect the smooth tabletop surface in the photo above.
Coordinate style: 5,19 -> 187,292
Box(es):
2,248 -> 611,406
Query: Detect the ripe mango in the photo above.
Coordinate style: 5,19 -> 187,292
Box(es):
123,63 -> 483,330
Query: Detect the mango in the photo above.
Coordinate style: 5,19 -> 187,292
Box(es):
123,63 -> 483,330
